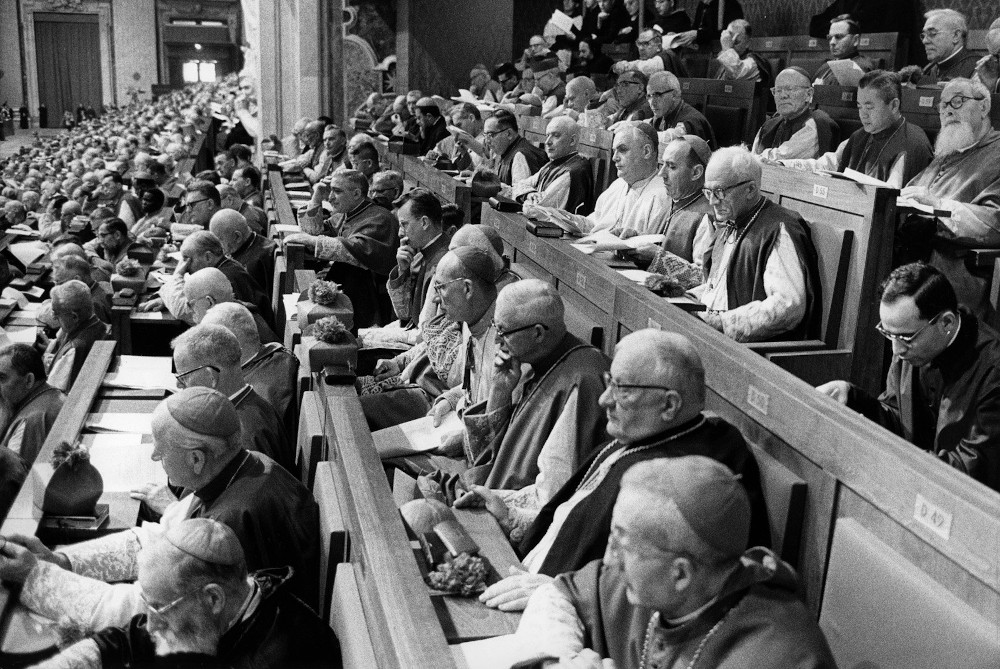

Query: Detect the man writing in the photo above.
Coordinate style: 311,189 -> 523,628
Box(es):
781,70 -> 932,187
413,98 -> 450,155
753,67 -> 840,160
898,77 -> 1000,319
818,263 -> 1000,491
525,123 -> 669,236
512,456 -> 835,668
510,116 -> 595,215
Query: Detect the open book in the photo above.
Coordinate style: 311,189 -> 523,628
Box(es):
818,168 -> 893,188
372,411 -> 463,459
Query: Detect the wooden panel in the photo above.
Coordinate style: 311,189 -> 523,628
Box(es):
401,156 -> 473,228
329,563 -> 378,668
314,461 -> 347,621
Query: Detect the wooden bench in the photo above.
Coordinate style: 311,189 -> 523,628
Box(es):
750,32 -> 900,79
487,204 -> 1000,643
679,78 -> 758,146
400,155 -> 474,228
813,85 -> 862,138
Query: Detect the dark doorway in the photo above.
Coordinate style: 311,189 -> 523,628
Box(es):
34,12 -> 102,128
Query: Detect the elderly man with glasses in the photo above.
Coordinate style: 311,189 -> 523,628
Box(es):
611,29 -> 689,78
812,14 -> 877,86
898,77 -> 1000,319
752,67 -> 840,160
818,262 -> 1000,492
483,110 -> 549,186
455,330 -> 769,612
0,387 -> 320,636
647,71 -> 716,150
921,8 -> 979,83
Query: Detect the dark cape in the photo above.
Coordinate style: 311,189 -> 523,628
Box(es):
232,231 -> 276,298
48,315 -> 108,387
653,101 -> 717,149
231,384 -> 293,474
243,342 -> 300,446
655,9 -> 692,34
922,47 -> 980,83
216,255 -> 273,326
528,152 -> 595,216
321,199 -> 399,328
657,191 -> 715,262
496,136 -> 549,186
757,108 -> 840,158
838,117 -> 932,186
184,450 -> 320,608
387,233 -> 450,329
418,116 -> 451,155
692,0 -> 744,46
703,198 -> 823,341
519,415 -> 770,576
0,382 -> 63,466
848,309 -> 1000,491
91,568 -> 341,669
558,549 -> 837,669
465,333 -> 610,490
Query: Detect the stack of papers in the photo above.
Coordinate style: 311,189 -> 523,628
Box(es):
372,412 -> 463,459
9,241 -> 47,268
81,434 -> 166,492
618,269 -> 654,284
103,356 -> 177,392
572,230 -> 665,254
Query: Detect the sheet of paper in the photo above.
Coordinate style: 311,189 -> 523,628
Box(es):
827,59 -> 866,87
372,412 -> 463,459
451,635 -> 552,669
618,269 -> 654,284
896,197 -> 950,218
83,436 -> 166,492
576,230 -> 665,252
9,241 -> 47,268
147,270 -> 170,286
283,294 -> 300,321
84,413 -> 154,435
818,168 -> 893,188
167,251 -> 183,262
549,9 -> 576,35
103,355 -> 177,392
544,208 -> 583,235
0,327 -> 38,347
274,223 -> 301,234
2,287 -> 28,309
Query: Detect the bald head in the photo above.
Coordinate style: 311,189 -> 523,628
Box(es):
209,210 -> 251,255
51,242 -> 87,261
201,301 -> 260,362
449,225 -> 505,277
544,116 -> 580,160
184,267 -> 234,323
565,76 -> 598,113
51,279 -> 95,324
494,279 -> 567,363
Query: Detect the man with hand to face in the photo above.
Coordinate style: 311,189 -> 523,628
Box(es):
818,263 -> 1000,491
511,456 -> 835,669
483,110 -> 549,186
752,67 -> 840,161
898,77 -> 1000,318
510,116 -> 595,214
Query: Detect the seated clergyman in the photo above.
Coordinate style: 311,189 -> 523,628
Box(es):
0,387 -> 320,632
752,67 -> 840,161
818,262 -> 1000,491
456,329 -> 769,611
509,116 -> 596,215
510,456 -> 837,668
14,518 -> 341,669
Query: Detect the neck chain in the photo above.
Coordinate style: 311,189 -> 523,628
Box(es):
723,198 -> 766,245
664,190 -> 703,231
640,605 -> 735,669
576,416 -> 707,493
856,118 -> 904,172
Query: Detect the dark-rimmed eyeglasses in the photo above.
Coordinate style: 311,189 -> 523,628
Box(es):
602,371 -> 673,401
702,180 -> 752,202
174,364 -> 220,386
646,89 -> 677,99
140,586 -> 202,617
938,94 -> 985,111
875,312 -> 943,345
432,277 -> 467,294
174,197 -> 210,213
493,321 -> 547,340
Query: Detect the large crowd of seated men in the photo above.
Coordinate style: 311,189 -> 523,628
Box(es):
0,2 -> 997,667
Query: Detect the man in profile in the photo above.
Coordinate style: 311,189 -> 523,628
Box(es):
818,262 -> 1000,491
510,116 -> 595,214
512,456 -> 836,668
921,9 -> 979,83
0,343 -> 63,468
647,71 -> 716,149
42,280 -> 107,392
812,14 -> 877,86
483,110 -> 548,186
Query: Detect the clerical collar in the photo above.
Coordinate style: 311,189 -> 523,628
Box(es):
421,233 -> 444,252
345,199 -> 372,219
624,414 -> 706,450
870,116 -> 904,140
528,331 -> 577,379
229,384 -> 253,406
195,450 -> 251,504
549,151 -> 579,166
468,301 -> 496,338
673,188 -> 704,207
937,47 -> 964,66
626,171 -> 657,192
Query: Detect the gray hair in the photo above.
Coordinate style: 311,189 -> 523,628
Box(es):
708,144 -> 762,186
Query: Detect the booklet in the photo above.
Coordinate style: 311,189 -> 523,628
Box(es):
372,412 -> 463,459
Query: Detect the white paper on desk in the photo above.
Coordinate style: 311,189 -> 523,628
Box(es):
618,269 -> 654,284
452,634 -> 551,669
896,197 -> 950,218
282,294 -> 300,321
2,287 -> 28,309
103,355 -> 177,392
0,327 -> 38,347
148,270 -> 171,286
167,251 -> 183,262
818,168 -> 892,188
84,413 -> 154,435
6,227 -> 41,239
543,208 -> 583,235
827,59 -> 866,87
273,223 -> 301,234
9,241 -> 47,268
84,436 -> 166,492
372,412 -> 463,459
284,181 -> 310,190
577,230 -> 665,252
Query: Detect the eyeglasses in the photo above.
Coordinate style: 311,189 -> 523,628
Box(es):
920,29 -> 943,39
636,39 -> 657,47
702,179 -> 752,202
184,294 -> 214,310
938,94 -> 986,111
646,89 -> 677,99
140,586 -> 201,617
608,525 -> 687,561
432,276 -> 467,294
493,320 -> 547,340
174,364 -> 219,387
174,197 -> 210,213
826,33 -> 850,41
770,86 -> 810,97
483,129 -> 510,138
616,79 -> 644,88
875,312 -> 943,345
602,371 -> 672,402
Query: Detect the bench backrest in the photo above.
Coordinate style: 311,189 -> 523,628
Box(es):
813,85 -> 862,139
748,443 -> 807,565
751,32 -> 900,76
679,78 -> 756,145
